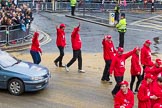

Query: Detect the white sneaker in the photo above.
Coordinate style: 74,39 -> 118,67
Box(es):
78,69 -> 85,73
65,65 -> 69,72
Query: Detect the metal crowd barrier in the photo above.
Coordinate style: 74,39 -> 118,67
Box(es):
0,24 -> 31,45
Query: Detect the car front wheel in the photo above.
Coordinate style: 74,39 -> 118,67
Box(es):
8,79 -> 24,96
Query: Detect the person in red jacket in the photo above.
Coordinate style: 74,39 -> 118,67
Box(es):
54,23 -> 66,67
30,31 -> 42,64
141,40 -> 154,79
114,80 -> 134,108
65,23 -> 85,73
150,77 -> 162,107
153,103 -> 162,108
137,73 -> 157,108
110,47 -> 137,96
145,58 -> 162,79
101,35 -> 116,83
130,48 -> 142,93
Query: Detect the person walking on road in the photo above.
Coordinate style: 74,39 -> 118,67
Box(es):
110,47 -> 138,97
141,40 -> 154,79
70,0 -> 77,16
54,24 -> 66,67
130,48 -> 142,94
30,31 -> 42,64
114,4 -> 120,24
101,35 -> 116,83
116,13 -> 127,48
65,23 -> 85,73
114,80 -> 134,108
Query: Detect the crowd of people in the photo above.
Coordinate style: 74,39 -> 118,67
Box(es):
0,0 -> 33,29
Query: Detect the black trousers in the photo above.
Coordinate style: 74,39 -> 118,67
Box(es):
130,75 -> 142,92
54,46 -> 64,66
119,32 -> 125,48
71,6 -> 76,16
112,76 -> 123,95
142,65 -> 146,80
101,60 -> 112,81
115,12 -> 119,23
67,49 -> 82,70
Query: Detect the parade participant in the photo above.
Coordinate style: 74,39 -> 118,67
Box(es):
141,40 -> 154,79
153,103 -> 162,108
101,35 -> 116,83
145,58 -> 162,79
110,47 -> 138,96
114,80 -> 134,108
116,13 -> 127,48
70,0 -> 77,16
30,31 -> 42,64
130,48 -> 142,93
150,77 -> 162,108
137,73 -> 157,108
65,23 -> 85,73
54,23 -> 66,67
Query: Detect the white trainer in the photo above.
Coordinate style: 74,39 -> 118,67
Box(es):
65,65 -> 69,72
78,69 -> 85,73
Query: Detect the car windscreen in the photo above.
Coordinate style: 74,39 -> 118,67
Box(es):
0,51 -> 18,68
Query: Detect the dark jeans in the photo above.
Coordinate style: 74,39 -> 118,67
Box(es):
54,46 -> 64,66
67,49 -> 82,70
142,65 -> 146,80
112,76 -> 123,95
119,32 -> 125,48
101,60 -> 112,81
30,50 -> 41,64
130,75 -> 142,92
71,6 -> 76,16
115,12 -> 119,23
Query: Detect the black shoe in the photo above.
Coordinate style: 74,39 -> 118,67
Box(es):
54,61 -> 58,67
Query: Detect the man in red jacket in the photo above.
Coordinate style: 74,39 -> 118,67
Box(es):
54,23 -> 66,67
130,48 -> 142,93
110,47 -> 137,96
145,58 -> 162,79
101,35 -> 116,83
114,80 -> 134,108
65,23 -> 85,73
150,77 -> 162,107
141,40 -> 154,79
137,73 -> 157,108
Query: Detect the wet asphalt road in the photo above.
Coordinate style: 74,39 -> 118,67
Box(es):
0,11 -> 162,108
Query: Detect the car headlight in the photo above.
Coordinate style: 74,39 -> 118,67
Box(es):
31,76 -> 44,81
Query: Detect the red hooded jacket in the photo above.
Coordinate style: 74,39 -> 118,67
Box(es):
102,39 -> 116,60
141,44 -> 153,66
150,81 -> 162,107
110,49 -> 136,76
137,80 -> 152,108
114,89 -> 134,108
145,65 -> 162,78
153,103 -> 162,108
56,28 -> 66,47
71,26 -> 82,50
130,53 -> 142,75
31,32 -> 42,53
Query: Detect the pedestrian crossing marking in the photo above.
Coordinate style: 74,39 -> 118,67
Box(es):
130,15 -> 162,30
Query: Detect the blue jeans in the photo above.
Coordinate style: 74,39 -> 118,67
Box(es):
30,50 -> 41,64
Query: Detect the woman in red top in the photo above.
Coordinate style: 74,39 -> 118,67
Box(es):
101,35 -> 116,83
30,31 -> 42,64
54,23 -> 66,67
130,48 -> 142,93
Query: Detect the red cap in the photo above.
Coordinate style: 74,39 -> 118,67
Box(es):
60,23 -> 65,28
145,40 -> 152,44
156,59 -> 162,66
106,35 -> 112,39
145,73 -> 154,80
118,47 -> 124,52
120,80 -> 129,86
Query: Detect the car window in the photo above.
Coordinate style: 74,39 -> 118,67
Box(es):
0,51 -> 18,68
